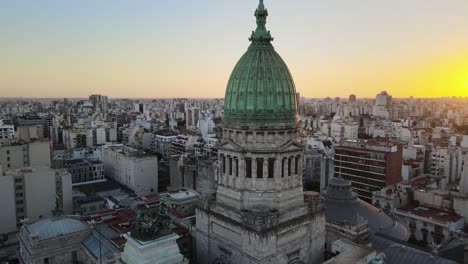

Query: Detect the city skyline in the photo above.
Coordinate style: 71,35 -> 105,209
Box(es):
2,0 -> 468,98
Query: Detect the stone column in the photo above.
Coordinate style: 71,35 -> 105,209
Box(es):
263,158 -> 268,179
283,157 -> 288,179
275,157 -> 282,191
233,157 -> 238,189
297,155 -> 304,178
239,158 -> 246,189
233,157 -> 238,176
291,156 -> 296,176
225,156 -> 230,186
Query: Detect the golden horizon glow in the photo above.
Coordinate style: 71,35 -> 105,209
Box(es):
1,1 -> 468,99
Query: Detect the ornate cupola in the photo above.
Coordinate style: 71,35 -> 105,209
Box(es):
196,2 -> 325,263
215,0 -> 305,212
223,0 -> 298,130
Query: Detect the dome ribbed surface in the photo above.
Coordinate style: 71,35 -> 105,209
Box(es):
223,1 -> 298,129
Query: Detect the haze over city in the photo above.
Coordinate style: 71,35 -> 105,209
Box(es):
4,1 -> 468,264
2,0 -> 468,98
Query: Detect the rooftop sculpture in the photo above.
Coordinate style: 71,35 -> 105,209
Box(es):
130,195 -> 172,242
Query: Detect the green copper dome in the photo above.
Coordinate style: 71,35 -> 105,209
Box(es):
224,0 -> 299,130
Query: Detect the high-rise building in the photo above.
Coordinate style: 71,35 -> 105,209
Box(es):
0,120 -> 15,146
18,115 -> 52,139
63,158 -> 105,186
196,1 -> 326,263
430,146 -> 462,185
89,94 -> 109,113
334,139 -> 403,202
0,167 -> 72,233
349,94 -> 357,103
372,91 -> 392,118
18,125 -> 44,143
186,107 -> 200,130
0,141 -> 51,170
102,144 -> 158,196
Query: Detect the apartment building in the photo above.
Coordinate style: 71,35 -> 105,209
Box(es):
102,144 -> 158,196
0,167 -> 72,233
334,139 -> 403,202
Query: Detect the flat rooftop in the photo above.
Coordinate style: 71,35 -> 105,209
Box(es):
167,189 -> 199,202
323,239 -> 379,264
396,204 -> 463,223
410,175 -> 442,188
106,145 -> 155,158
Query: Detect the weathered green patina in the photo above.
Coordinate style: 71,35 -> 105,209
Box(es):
224,0 -> 299,130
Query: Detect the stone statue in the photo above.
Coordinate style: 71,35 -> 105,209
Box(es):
130,195 -> 172,241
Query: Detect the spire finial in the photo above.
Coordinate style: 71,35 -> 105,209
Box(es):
250,0 -> 273,43
258,0 -> 265,10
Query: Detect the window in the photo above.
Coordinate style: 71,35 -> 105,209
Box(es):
222,156 -> 226,174
229,157 -> 232,176
268,158 -> 275,178
235,159 -> 239,177
281,158 -> 285,178
6,150 -> 9,155
257,158 -> 264,179
246,158 -> 252,178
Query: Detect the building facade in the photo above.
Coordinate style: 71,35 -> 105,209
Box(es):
18,125 -> 44,143
430,146 -> 463,185
0,121 -> 15,146
102,144 -> 158,196
63,158 -> 105,186
153,130 -> 178,160
394,204 -> 464,245
18,217 -> 91,264
0,167 -> 72,232
18,115 -> 52,140
334,139 -> 403,202
196,2 -> 326,263
0,141 -> 51,170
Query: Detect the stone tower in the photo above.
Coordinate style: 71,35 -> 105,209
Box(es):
195,1 -> 326,263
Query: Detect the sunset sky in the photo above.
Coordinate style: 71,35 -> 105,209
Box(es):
2,0 -> 468,99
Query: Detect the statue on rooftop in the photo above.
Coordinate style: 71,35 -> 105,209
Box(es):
130,195 -> 172,241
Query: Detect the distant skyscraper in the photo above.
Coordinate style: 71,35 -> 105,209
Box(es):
349,94 -> 356,103
186,107 -> 200,130
372,91 -> 392,118
134,102 -> 145,113
89,94 -> 109,113
196,1 -> 325,263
